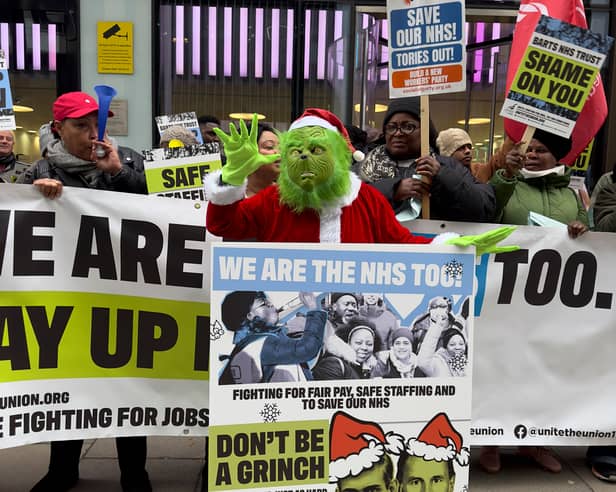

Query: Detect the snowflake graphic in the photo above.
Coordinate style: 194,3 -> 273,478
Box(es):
443,259 -> 463,280
260,403 -> 282,423
210,320 -> 225,340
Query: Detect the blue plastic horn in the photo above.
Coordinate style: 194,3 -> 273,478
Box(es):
93,84 -> 117,141
93,85 -> 117,158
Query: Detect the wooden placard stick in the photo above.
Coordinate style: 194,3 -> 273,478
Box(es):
519,125 -> 536,153
420,94 -> 431,219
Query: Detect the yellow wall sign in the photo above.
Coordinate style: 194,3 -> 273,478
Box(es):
97,21 -> 134,74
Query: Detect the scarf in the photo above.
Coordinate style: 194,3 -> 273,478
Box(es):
389,349 -> 417,378
519,164 -> 565,179
447,352 -> 467,376
0,153 -> 16,172
46,140 -> 100,185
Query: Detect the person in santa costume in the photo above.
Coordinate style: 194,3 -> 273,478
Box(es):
328,411 -> 404,490
397,413 -> 469,492
204,109 -> 516,254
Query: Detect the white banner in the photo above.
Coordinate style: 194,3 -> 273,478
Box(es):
409,219 -> 616,445
0,184 -> 214,449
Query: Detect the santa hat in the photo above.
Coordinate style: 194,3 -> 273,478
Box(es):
289,108 -> 365,162
404,413 -> 470,466
329,411 -> 405,482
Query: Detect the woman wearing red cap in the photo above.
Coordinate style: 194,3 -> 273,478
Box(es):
21,91 -> 150,492
18,91 -> 146,196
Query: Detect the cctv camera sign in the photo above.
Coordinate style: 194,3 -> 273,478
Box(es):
97,21 -> 134,74
387,0 -> 466,98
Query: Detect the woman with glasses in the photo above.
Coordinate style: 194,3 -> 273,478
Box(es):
355,97 -> 496,222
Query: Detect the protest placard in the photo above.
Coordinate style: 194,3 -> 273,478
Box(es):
155,111 -> 204,143
143,144 -> 222,200
501,15 -> 613,138
387,0 -> 465,97
0,50 -> 16,131
208,242 -> 474,491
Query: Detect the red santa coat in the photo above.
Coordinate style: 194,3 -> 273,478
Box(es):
205,171 -> 431,244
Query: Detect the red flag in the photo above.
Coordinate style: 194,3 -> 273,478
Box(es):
504,0 -> 607,165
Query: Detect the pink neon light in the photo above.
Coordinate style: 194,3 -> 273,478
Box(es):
489,23 -> 501,83
192,6 -> 200,76
334,10 -> 343,80
286,9 -> 294,79
362,14 -> 369,29
473,22 -> 485,83
239,8 -> 248,77
32,23 -> 41,71
255,8 -> 264,78
304,10 -> 311,80
271,9 -> 280,78
381,19 -> 388,81
208,7 -> 217,76
48,24 -> 56,71
0,23 -> 8,66
16,23 -> 24,70
316,10 -> 327,80
224,7 -> 232,77
175,6 -> 184,75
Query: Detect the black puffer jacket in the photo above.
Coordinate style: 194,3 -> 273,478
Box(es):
354,144 -> 496,222
18,146 -> 147,194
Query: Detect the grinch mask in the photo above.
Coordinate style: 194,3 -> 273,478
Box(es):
277,126 -> 352,213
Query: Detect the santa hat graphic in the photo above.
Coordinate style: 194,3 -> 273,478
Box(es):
328,411 -> 405,482
404,413 -> 470,466
289,108 -> 365,162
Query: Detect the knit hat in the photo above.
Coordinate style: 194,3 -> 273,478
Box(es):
53,91 -> 113,121
382,97 -> 438,151
436,128 -> 472,157
404,413 -> 470,466
330,292 -> 359,305
390,327 -> 413,344
289,108 -> 365,161
221,291 -> 263,332
532,129 -> 572,162
383,97 -> 421,128
329,411 -> 405,482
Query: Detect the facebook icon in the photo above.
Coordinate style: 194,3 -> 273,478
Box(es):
514,425 -> 528,439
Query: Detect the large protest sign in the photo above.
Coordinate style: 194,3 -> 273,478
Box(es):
503,0 -> 608,166
143,144 -> 222,200
387,0 -> 465,97
409,220 -> 616,446
0,184 -> 213,449
208,242 -> 474,492
0,50 -> 16,131
500,15 -> 613,138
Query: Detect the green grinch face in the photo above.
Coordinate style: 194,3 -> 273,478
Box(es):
284,127 -> 335,191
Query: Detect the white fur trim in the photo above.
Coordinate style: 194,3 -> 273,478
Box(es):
405,438 -> 456,462
329,439 -> 385,482
431,232 -> 460,245
289,115 -> 337,132
384,432 -> 406,455
456,447 -> 470,466
353,150 -> 365,162
319,174 -> 362,243
203,170 -> 247,205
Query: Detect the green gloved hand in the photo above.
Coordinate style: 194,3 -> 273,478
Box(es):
214,114 -> 280,186
445,225 -> 520,256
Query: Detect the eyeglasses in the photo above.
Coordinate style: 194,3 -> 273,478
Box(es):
384,122 -> 418,136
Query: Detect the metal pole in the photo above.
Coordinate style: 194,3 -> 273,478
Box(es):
359,28 -> 369,129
